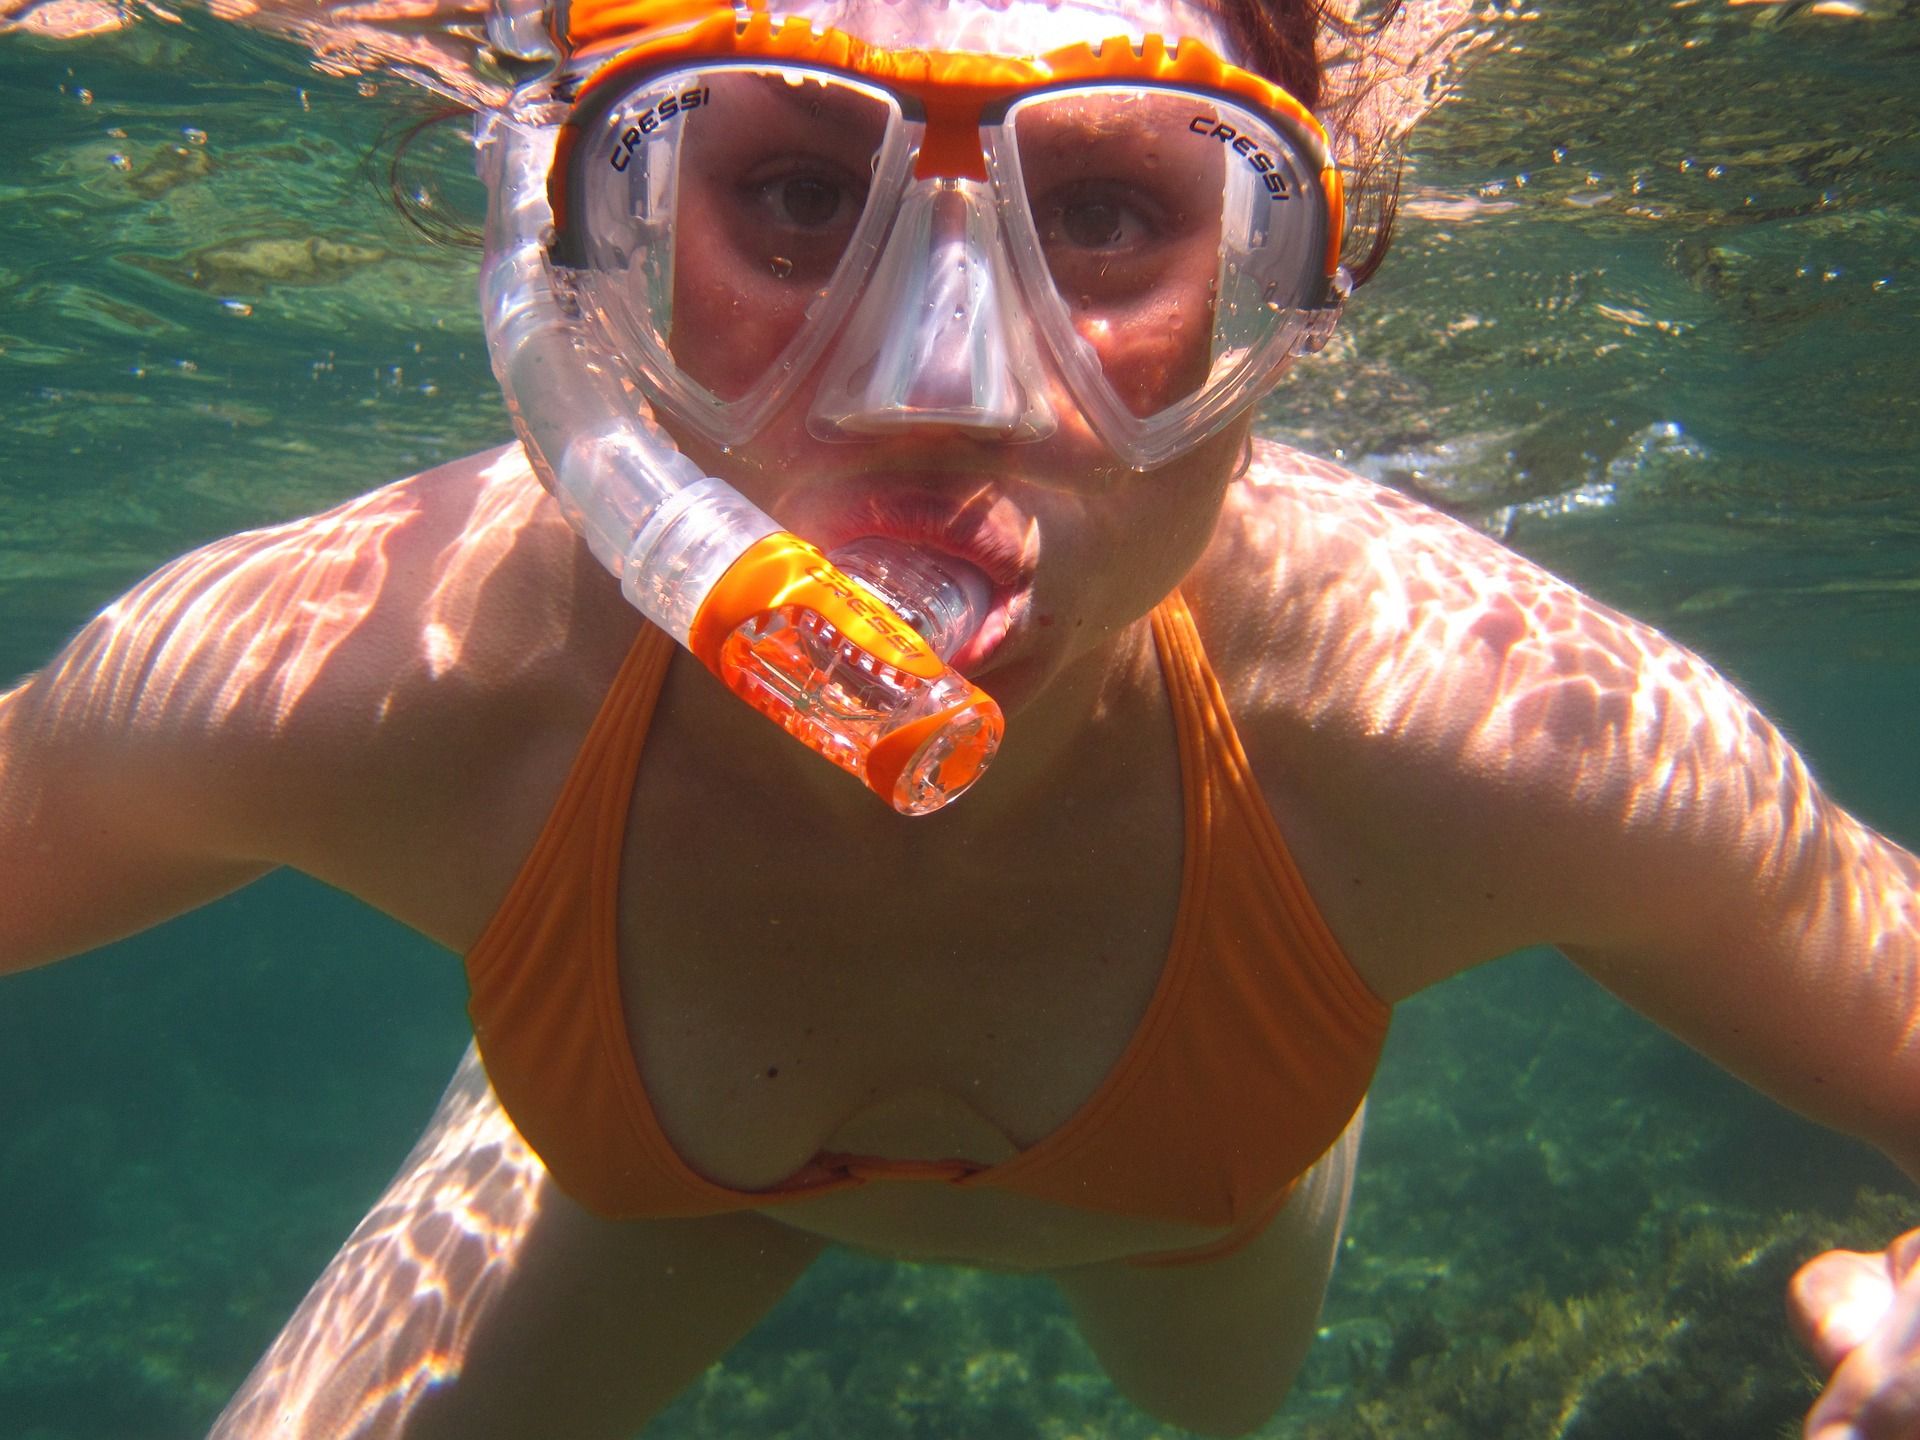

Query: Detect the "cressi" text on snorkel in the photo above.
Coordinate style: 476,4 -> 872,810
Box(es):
608,87 -> 711,171
1189,115 -> 1292,198
804,563 -> 932,664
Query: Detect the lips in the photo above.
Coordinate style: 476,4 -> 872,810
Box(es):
791,484 -> 1039,672
944,589 -> 1022,673
801,488 -> 1033,586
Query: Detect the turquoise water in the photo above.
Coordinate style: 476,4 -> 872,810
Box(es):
1,4 -> 1915,1436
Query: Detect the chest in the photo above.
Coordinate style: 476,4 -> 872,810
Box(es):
612,667 -> 1189,1192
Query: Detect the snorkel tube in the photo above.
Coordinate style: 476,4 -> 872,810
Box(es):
478,0 -> 1001,815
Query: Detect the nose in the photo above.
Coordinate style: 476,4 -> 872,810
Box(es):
809,178 -> 1056,442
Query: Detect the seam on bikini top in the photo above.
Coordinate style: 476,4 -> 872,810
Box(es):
466,628 -> 671,983
1158,591 -> 1391,1031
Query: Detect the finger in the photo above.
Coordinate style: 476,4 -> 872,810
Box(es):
1803,1262 -> 1920,1440
1793,1250 -> 1899,1374
1889,1230 -> 1920,1284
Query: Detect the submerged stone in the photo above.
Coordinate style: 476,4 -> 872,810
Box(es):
128,236 -> 390,291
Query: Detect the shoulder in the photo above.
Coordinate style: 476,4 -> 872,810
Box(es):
28,444 -> 636,865
59,444 -> 620,747
1189,437 -> 1672,776
1181,439 -> 1793,995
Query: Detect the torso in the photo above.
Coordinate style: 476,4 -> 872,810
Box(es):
66,437 -> 1902,1270
192,438 -> 1566,1266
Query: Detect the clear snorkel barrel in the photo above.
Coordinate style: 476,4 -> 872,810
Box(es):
477,0 -> 1002,815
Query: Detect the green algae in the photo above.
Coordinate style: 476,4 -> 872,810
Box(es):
1300,1193 -> 1914,1440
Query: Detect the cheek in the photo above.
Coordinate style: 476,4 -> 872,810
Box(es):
1067,247 -> 1220,418
1056,428 -> 1241,606
665,187 -> 814,401
1080,305 -> 1215,419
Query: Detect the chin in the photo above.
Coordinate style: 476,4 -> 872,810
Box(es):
958,647 -> 1050,720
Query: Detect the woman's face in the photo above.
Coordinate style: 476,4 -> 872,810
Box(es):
623,0 -> 1271,713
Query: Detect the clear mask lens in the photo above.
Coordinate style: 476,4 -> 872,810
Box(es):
568,63 -> 909,438
806,175 -> 1058,443
991,85 -> 1332,460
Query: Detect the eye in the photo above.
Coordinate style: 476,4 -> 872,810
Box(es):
1037,181 -> 1162,253
743,163 -> 869,233
771,175 -> 842,228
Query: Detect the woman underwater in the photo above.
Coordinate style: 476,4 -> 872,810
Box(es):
1,0 -> 1917,1435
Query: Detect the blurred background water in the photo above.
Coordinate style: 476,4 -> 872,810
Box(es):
0,2 -> 1915,1436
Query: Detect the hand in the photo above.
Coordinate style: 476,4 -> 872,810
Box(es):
1790,1228 -> 1920,1440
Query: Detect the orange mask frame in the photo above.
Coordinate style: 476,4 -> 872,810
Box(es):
549,0 -> 1345,277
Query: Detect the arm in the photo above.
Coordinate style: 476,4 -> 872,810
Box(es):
0,476 -> 435,973
211,1045 -> 824,1439
1493,603 -> 1920,1185
0,693 -> 271,971
1232,458 -> 1920,1175
0,576 -> 275,973
1536,645 -> 1920,1435
2,446 -> 630,972
1219,456 -> 1920,1436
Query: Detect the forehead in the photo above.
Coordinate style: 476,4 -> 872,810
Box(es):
768,0 -> 1237,58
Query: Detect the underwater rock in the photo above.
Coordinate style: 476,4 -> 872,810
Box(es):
131,235 -> 390,292
125,141 -> 212,199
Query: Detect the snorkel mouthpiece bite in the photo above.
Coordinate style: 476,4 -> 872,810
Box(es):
688,535 -> 1003,816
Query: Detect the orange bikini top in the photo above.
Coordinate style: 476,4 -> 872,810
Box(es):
465,592 -> 1390,1233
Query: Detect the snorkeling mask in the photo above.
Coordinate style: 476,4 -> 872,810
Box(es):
479,0 -> 1349,813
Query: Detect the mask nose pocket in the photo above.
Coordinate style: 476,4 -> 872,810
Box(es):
809,178 -> 1056,441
